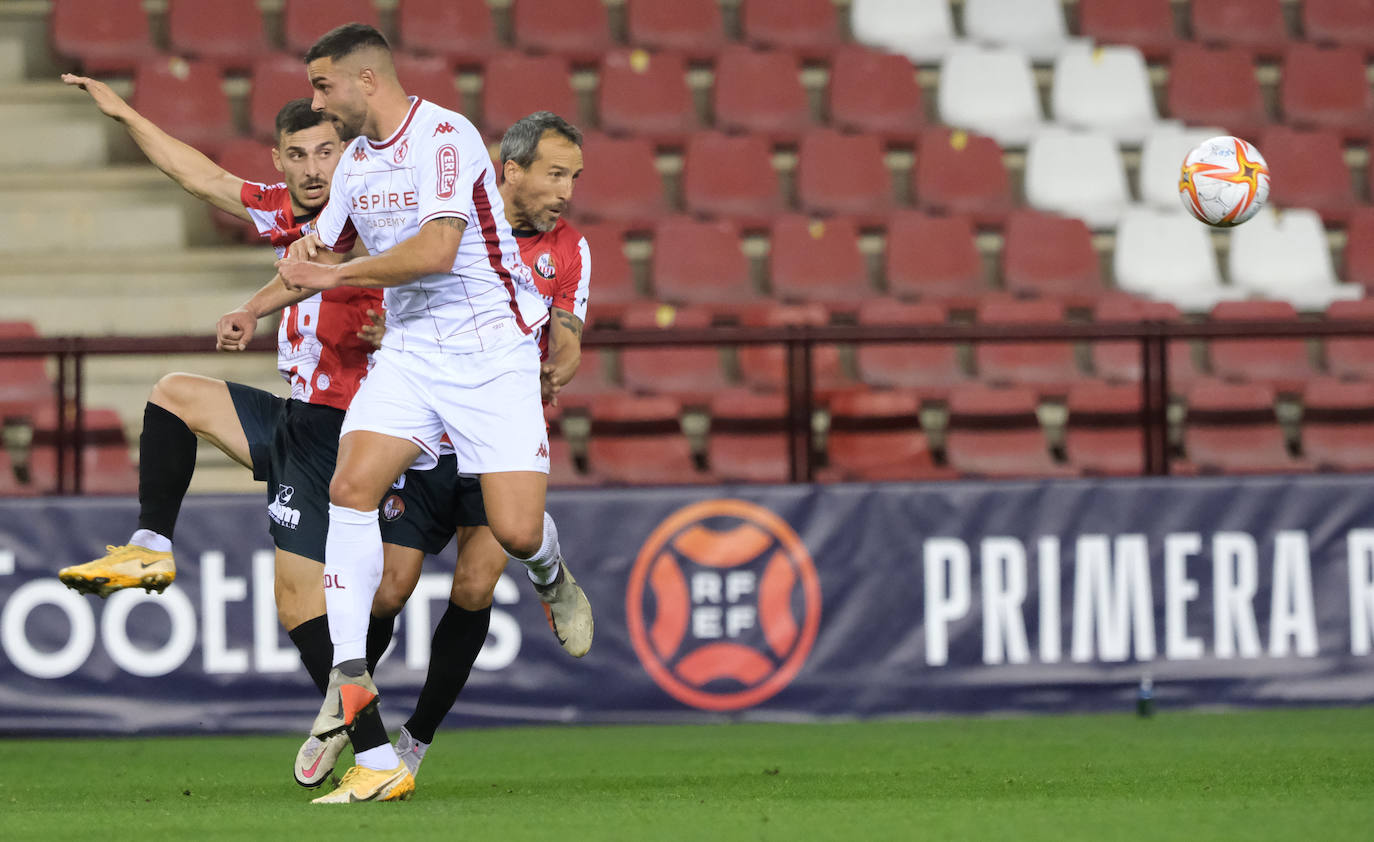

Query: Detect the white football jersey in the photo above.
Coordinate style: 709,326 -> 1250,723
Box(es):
310,98 -> 548,354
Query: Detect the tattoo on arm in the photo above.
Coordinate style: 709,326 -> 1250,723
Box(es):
554,308 -> 584,340
426,216 -> 466,231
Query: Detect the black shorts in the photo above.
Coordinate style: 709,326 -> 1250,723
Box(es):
228,382 -> 343,563
378,454 -> 488,556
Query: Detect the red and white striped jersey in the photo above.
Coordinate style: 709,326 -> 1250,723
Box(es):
514,217 -> 591,359
241,181 -> 383,410
308,98 -> 548,355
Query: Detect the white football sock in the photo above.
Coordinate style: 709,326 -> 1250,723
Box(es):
129,529 -> 171,553
325,503 -> 384,665
354,743 -> 401,772
507,511 -> 561,586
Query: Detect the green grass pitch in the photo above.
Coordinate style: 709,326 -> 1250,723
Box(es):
6,708 -> 1374,840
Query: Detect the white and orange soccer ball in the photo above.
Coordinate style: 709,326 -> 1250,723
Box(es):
1178,135 -> 1271,227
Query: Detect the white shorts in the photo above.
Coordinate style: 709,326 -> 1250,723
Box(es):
340,320 -> 550,475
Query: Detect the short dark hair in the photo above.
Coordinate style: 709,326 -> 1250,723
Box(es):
500,111 -> 584,169
303,22 -> 390,64
274,98 -> 332,143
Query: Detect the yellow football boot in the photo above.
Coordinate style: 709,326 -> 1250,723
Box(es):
58,545 -> 175,598
311,763 -> 415,804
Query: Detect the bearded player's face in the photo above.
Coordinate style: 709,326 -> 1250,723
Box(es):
272,121 -> 341,215
505,133 -> 583,233
306,56 -> 369,140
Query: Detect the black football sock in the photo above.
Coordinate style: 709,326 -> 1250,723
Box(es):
135,402 -> 198,541
289,615 -> 389,755
366,613 -> 395,673
404,601 -> 491,745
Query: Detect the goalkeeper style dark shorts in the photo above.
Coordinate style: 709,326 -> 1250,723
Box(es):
378,454 -> 488,556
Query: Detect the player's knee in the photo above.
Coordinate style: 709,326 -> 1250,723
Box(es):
328,473 -> 378,511
148,373 -> 195,422
371,573 -> 408,619
450,567 -> 497,611
494,520 -> 543,560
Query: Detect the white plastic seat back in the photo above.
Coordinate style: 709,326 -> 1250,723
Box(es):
937,44 -> 1042,146
1228,208 -> 1364,310
851,0 -> 957,63
963,0 -> 1077,62
1052,44 -> 1159,144
1024,126 -> 1130,228
1114,207 -> 1240,313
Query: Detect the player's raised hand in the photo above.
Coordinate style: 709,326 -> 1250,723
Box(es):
60,73 -> 133,121
287,232 -> 325,261
216,307 -> 256,351
357,308 -> 386,349
277,256 -> 340,292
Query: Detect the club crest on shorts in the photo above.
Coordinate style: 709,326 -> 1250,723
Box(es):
626,499 -> 822,711
534,252 -> 556,280
381,494 -> 406,521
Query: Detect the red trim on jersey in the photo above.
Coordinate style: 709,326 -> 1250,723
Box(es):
368,98 -> 423,150
471,175 -> 533,335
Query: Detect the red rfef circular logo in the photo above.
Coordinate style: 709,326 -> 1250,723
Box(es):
626,499 -> 821,711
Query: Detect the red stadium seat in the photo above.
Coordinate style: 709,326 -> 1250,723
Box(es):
1166,45 -> 1267,140
131,58 -> 233,157
1303,0 -> 1374,56
393,54 -> 458,110
1065,381 -> 1145,476
598,50 -> 698,144
588,394 -> 705,484
216,139 -> 281,188
912,128 -> 1013,229
481,53 -> 576,138
397,0 -> 499,66
1190,0 -> 1289,57
1001,210 -> 1104,303
854,299 -> 967,398
883,212 -> 986,303
284,0 -> 381,56
974,298 -> 1081,395
712,47 -> 811,142
650,217 -> 758,306
0,323 -> 53,420
1090,295 -> 1200,393
1182,378 -> 1310,474
1078,0 -> 1178,60
1324,298 -> 1374,381
572,134 -> 668,225
1301,377 -> 1374,471
28,407 -> 138,495
828,45 -> 926,143
741,0 -> 842,58
767,215 -> 869,305
167,0 -> 272,69
625,0 -> 728,61
682,132 -> 785,225
512,0 -> 613,61
249,54 -> 315,142
824,389 -> 946,482
706,389 -> 791,483
1344,209 -> 1374,294
795,129 -> 894,223
555,348 -> 620,408
1208,300 -> 1317,393
737,303 -> 849,395
944,385 -> 1071,478
52,0 -> 157,73
1280,44 -> 1374,140
547,436 -> 601,487
618,303 -> 730,400
574,222 -> 639,321
1258,126 -> 1356,224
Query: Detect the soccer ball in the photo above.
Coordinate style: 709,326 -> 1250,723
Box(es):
1178,135 -> 1270,227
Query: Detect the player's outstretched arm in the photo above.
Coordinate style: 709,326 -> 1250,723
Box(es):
217,274 -> 316,351
61,73 -> 250,221
279,216 -> 465,291
542,308 -> 584,404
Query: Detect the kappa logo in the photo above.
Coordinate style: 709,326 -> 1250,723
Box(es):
534,252 -> 556,280
536,441 -> 549,460
268,484 -> 301,529
394,138 -> 409,164
433,122 -> 456,135
381,494 -> 406,521
352,145 -> 367,162
626,499 -> 821,711
436,144 -> 458,199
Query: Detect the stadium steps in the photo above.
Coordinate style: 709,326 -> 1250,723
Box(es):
0,247 -> 276,295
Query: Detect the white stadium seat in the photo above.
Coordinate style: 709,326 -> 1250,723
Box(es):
1114,207 -> 1244,312
937,44 -> 1042,146
1052,44 -> 1158,144
1138,121 -> 1226,213
850,0 -> 957,63
1227,208 -> 1365,310
1024,126 -> 1130,228
963,0 -> 1079,63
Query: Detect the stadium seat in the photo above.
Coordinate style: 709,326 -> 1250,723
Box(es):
767,216 -> 870,305
547,436 -> 600,487
397,0 -> 499,65
973,298 -> 1081,395
1138,122 -> 1227,213
1022,127 -> 1130,229
795,129 -> 894,222
741,0 -> 842,58
393,54 -> 459,110
1254,127 -> 1356,225
1064,381 -> 1145,476
736,303 -> 849,395
1090,294 -> 1201,392
28,407 -> 138,495
1166,45 -> 1267,141
883,211 -> 987,302
850,0 -> 957,63
284,0 -> 381,56
1280,44 -> 1374,140
1324,298 -> 1374,381
481,53 -> 576,138
827,45 -> 926,143
1208,300 -> 1318,393
618,303 -> 730,400
854,299 -> 967,397
712,47 -> 811,142
912,128 -> 1014,228
574,222 -> 639,321
650,217 -> 758,306
1051,44 -> 1158,144
249,54 -> 314,142
587,394 -> 705,484
1077,0 -> 1178,60
1303,0 -> 1374,57
1000,210 -> 1103,302
1227,207 -> 1364,308
52,0 -> 157,73
167,0 -> 272,69
1344,208 -> 1374,294
554,348 -> 620,408
512,0 -> 612,61
211,138 -> 281,242
682,132 -> 785,225
572,134 -> 668,225
1182,379 -> 1310,474
0,323 -> 53,420
0,448 -> 34,498
1190,0 -> 1289,58
963,0 -> 1075,63
625,0 -> 727,60
597,50 -> 697,144
706,389 -> 791,483
825,389 -> 945,481
944,385 -> 1070,478
1301,377 -> 1374,471
131,58 -> 234,157
936,45 -> 1042,147
1113,207 -> 1240,312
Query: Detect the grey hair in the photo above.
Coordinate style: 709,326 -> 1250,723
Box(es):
499,111 -> 583,169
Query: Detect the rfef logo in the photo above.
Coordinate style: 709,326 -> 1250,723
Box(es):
381,494 -> 405,521
626,499 -> 821,711
436,144 -> 458,199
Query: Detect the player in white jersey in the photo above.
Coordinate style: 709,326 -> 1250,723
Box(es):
276,24 -> 591,805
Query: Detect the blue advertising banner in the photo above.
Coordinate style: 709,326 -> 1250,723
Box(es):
3,475 -> 1374,735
